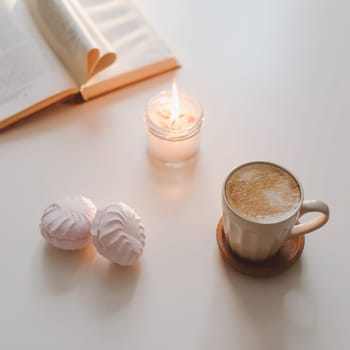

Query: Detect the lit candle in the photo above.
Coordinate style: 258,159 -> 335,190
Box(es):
144,83 -> 204,165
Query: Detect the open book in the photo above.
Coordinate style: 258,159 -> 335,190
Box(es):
0,0 -> 179,129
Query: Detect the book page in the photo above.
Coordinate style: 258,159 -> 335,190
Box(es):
28,0 -> 116,85
0,1 -> 77,124
78,0 -> 177,89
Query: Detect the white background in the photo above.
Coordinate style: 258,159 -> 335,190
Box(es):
1,0 -> 349,349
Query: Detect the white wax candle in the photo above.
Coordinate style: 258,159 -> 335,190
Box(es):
147,128 -> 200,163
145,86 -> 203,165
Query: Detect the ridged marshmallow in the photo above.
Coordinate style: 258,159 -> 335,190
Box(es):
91,202 -> 145,266
40,195 -> 96,250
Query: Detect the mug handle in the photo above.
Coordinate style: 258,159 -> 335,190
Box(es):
288,200 -> 329,238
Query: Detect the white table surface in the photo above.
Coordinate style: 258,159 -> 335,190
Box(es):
1,0 -> 349,349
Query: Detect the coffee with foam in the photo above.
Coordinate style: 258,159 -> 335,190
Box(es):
225,163 -> 301,223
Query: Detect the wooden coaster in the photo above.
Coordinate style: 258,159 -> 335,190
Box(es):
216,218 -> 304,278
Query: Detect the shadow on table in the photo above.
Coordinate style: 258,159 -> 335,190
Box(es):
88,261 -> 141,319
146,152 -> 199,207
38,242 -> 141,318
201,254 -> 317,350
39,243 -> 95,294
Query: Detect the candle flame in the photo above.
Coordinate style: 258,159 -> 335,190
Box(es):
170,81 -> 179,123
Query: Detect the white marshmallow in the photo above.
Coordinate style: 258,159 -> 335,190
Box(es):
91,202 -> 145,266
40,195 -> 96,250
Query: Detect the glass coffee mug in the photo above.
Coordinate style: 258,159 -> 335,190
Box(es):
222,161 -> 329,261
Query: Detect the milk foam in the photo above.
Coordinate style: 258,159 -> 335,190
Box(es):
226,163 -> 301,223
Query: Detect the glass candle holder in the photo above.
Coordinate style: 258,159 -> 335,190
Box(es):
144,89 -> 204,165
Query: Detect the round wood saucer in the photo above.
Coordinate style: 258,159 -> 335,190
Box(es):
216,218 -> 304,278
